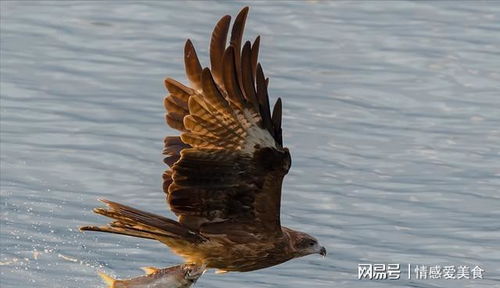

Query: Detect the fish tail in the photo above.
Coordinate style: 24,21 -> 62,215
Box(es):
141,266 -> 159,275
98,271 -> 116,288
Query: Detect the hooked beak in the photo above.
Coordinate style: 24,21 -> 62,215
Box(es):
319,246 -> 327,257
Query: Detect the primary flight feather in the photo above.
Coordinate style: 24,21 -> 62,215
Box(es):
81,6 -> 326,274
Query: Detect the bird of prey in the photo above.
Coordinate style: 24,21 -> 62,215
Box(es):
81,6 -> 326,273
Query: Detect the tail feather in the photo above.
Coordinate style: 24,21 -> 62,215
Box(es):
80,225 -> 157,240
80,199 -> 206,244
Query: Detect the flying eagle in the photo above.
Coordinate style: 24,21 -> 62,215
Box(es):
81,7 -> 326,273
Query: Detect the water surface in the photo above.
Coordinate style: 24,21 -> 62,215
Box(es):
1,1 -> 500,287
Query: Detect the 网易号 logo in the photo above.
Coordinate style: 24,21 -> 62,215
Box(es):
358,264 -> 484,280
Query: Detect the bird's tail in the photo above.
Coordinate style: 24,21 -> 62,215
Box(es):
80,199 -> 205,244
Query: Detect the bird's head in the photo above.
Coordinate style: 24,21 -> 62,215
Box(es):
287,229 -> 326,258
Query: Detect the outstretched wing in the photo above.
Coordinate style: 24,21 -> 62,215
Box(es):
162,7 -> 289,240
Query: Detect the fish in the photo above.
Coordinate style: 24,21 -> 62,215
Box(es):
98,264 -> 205,288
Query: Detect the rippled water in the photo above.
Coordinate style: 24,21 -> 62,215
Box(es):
1,1 -> 499,287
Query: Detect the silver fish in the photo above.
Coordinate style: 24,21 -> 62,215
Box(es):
99,264 -> 205,288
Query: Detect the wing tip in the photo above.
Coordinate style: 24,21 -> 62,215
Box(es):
231,6 -> 250,44
98,198 -> 112,206
79,225 -> 93,232
184,38 -> 198,61
240,6 -> 250,15
164,77 -> 175,87
219,14 -> 232,24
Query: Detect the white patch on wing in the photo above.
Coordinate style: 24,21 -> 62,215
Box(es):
241,108 -> 276,154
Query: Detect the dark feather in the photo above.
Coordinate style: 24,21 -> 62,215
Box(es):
166,112 -> 186,132
222,46 -> 246,109
164,96 -> 188,115
201,68 -> 231,114
169,149 -> 258,224
251,36 -> 260,81
184,39 -> 203,90
229,6 -> 249,100
164,78 -> 192,110
163,136 -> 190,167
272,98 -> 282,146
163,170 -> 173,193
241,41 -> 258,109
80,225 -> 157,240
164,78 -> 193,132
256,63 -> 273,135
81,200 -> 206,243
210,15 -> 231,88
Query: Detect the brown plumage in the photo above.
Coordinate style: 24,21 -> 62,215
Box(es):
81,7 -> 326,273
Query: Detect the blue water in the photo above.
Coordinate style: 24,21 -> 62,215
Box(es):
1,1 -> 499,287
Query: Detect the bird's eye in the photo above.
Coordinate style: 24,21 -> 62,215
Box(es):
309,241 -> 315,246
